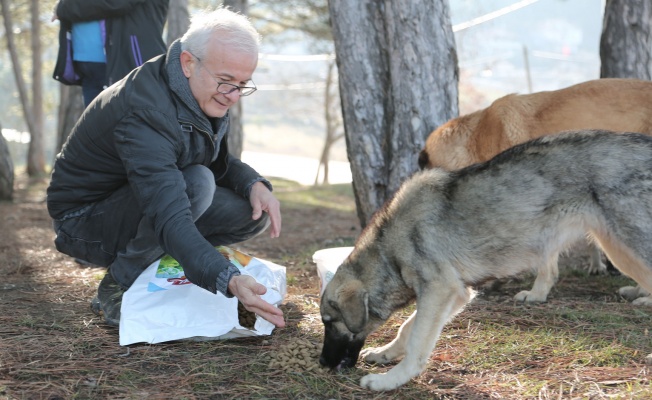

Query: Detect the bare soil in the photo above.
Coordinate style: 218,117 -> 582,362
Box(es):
0,173 -> 650,399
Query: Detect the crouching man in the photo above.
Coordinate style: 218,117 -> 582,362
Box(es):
46,7 -> 285,329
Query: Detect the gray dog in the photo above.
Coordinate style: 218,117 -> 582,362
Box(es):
320,130 -> 652,391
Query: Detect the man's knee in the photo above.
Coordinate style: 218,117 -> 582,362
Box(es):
195,187 -> 271,245
205,212 -> 269,246
182,165 -> 216,220
248,212 -> 271,239
216,203 -> 270,241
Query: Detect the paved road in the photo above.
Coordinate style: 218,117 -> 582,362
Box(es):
241,151 -> 352,185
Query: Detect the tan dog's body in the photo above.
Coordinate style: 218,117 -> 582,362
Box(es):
419,78 -> 652,303
419,78 -> 652,170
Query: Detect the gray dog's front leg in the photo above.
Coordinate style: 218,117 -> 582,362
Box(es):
360,310 -> 416,364
360,284 -> 472,391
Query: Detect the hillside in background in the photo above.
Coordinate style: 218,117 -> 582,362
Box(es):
240,0 -> 606,161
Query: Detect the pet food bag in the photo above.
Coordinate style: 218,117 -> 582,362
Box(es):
119,246 -> 286,346
312,247 -> 354,295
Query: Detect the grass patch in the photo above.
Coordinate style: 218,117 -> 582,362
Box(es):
273,180 -> 356,212
458,323 -> 636,370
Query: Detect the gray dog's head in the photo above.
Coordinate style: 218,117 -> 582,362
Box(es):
319,270 -> 384,370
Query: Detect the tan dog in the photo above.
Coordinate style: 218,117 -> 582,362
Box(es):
418,78 -> 652,303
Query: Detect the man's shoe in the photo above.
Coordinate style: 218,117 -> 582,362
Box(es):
74,258 -> 94,267
90,272 -> 124,327
74,258 -> 100,267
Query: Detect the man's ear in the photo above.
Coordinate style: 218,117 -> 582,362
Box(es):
336,279 -> 368,334
180,50 -> 195,78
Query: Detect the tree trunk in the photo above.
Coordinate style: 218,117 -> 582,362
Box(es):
224,0 -> 248,14
166,0 -> 190,46
0,123 -> 15,201
600,0 -> 652,79
315,57 -> 343,185
55,85 -> 84,155
223,0 -> 248,159
28,0 -> 45,176
1,0 -> 39,173
227,102 -> 244,159
329,0 -> 458,227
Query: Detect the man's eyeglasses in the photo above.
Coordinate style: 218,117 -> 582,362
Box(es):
189,52 -> 257,97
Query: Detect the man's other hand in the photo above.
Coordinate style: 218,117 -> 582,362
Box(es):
228,274 -> 285,328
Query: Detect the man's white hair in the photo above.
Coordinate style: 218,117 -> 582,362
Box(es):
180,6 -> 261,59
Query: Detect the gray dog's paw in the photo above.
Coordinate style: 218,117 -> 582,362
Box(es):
632,295 -> 652,306
360,347 -> 393,364
619,285 -> 650,302
360,372 -> 399,391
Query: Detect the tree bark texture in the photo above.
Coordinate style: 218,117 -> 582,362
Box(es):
224,0 -> 248,13
227,102 -> 244,159
28,0 -> 45,176
55,85 -> 84,157
224,0 -> 248,159
315,57 -> 343,185
329,0 -> 459,226
0,123 -> 15,201
167,0 -> 190,46
1,0 -> 39,173
600,0 -> 652,79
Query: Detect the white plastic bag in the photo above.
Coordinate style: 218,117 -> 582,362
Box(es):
119,246 -> 286,346
312,247 -> 354,295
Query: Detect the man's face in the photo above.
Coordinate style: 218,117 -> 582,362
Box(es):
181,41 -> 257,118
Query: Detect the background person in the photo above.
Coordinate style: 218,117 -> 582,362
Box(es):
52,18 -> 107,106
47,7 -> 285,329
53,0 -> 169,103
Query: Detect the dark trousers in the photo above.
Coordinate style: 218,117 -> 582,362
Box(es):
53,165 -> 269,289
75,61 -> 107,106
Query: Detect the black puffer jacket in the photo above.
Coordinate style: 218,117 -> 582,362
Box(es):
48,40 -> 268,295
55,0 -> 168,85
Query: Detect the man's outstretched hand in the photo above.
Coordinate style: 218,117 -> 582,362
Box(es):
228,274 -> 285,328
249,181 -> 281,238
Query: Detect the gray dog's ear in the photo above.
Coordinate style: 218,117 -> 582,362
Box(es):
336,280 -> 368,333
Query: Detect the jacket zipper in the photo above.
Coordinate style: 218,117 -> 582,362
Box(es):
180,120 -> 215,166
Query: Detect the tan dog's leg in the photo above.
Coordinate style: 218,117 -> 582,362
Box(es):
610,256 -> 652,365
360,311 -> 415,365
593,234 -> 652,308
514,253 -> 559,303
360,284 -> 473,391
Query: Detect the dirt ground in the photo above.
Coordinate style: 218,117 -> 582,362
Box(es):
1,173 -> 650,399
0,174 -> 360,399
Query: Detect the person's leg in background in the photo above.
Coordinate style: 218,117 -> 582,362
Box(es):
75,61 -> 107,106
